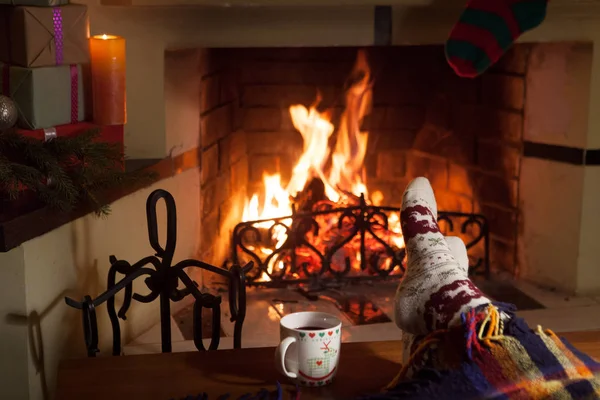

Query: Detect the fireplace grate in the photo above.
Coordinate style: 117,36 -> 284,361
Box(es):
229,195 -> 490,288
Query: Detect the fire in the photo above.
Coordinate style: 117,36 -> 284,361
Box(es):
241,50 -> 404,281
243,174 -> 292,224
327,50 -> 371,200
287,103 -> 336,199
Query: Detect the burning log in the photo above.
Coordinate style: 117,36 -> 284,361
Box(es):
293,177 -> 326,213
337,187 -> 363,206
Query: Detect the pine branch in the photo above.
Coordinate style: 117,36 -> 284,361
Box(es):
1,128 -> 157,215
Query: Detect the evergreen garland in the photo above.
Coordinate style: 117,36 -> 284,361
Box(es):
0,128 -> 156,215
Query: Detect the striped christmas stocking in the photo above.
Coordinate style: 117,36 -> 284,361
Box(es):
445,0 -> 548,78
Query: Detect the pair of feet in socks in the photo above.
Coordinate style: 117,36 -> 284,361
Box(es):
393,177 -> 493,363
392,179 -> 600,400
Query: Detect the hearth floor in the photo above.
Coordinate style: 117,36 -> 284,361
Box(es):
123,278 -> 600,356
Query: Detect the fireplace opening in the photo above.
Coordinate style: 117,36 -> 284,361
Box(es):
235,50 -> 411,285
164,43 -> 593,292
184,45 -> 525,288
160,42 -> 594,348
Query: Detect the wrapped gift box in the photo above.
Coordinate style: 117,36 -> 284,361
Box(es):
17,123 -> 124,153
0,4 -> 89,68
1,63 -> 88,130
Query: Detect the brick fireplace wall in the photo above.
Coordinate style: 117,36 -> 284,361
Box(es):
233,47 -> 358,195
375,45 -> 528,274
197,49 -> 249,284
206,45 -> 528,274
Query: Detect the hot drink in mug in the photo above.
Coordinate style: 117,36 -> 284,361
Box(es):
274,312 -> 342,387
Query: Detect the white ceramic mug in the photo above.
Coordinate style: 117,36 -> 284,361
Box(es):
275,311 -> 342,387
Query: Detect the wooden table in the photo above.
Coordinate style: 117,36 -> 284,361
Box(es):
56,331 -> 600,400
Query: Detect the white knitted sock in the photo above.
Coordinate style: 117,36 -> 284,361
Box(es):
400,235 -> 470,368
394,177 -> 490,335
445,235 -> 469,276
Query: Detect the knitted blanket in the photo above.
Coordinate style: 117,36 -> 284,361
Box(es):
176,304 -> 600,400
361,303 -> 600,400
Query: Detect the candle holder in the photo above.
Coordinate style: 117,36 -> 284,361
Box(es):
89,34 -> 126,125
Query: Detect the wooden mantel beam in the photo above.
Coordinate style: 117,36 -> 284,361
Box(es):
97,0 -> 600,12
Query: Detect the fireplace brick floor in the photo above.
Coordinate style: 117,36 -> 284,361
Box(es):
123,278 -> 600,356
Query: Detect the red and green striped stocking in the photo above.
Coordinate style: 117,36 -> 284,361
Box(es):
445,0 -> 548,78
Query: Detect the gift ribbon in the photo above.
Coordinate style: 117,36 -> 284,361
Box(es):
52,7 -> 64,65
43,127 -> 57,185
69,64 -> 78,123
43,128 -> 57,142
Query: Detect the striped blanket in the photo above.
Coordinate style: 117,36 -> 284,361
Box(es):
364,303 -> 600,400
176,303 -> 600,400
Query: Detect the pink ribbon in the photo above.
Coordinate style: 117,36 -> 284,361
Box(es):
69,64 -> 78,123
52,7 -> 64,65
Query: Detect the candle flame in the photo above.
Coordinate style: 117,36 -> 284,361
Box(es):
92,34 -> 119,40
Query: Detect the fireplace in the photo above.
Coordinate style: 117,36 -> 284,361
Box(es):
184,44 -> 533,287
150,41 -> 600,350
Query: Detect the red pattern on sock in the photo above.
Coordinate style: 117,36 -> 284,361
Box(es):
400,205 -> 440,241
423,280 -> 486,331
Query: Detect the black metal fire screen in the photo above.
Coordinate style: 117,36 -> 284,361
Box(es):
229,194 -> 489,288
65,189 -> 251,356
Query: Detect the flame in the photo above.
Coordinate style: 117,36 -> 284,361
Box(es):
388,212 -> 405,249
241,50 -> 402,281
287,102 -> 336,199
327,50 -> 371,199
242,174 -> 292,224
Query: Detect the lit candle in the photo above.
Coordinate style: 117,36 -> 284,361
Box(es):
89,34 -> 126,125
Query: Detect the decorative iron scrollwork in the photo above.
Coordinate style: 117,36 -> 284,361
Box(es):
65,189 -> 251,356
230,194 -> 489,288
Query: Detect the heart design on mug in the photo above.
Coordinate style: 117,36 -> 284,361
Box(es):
316,360 -> 323,366
319,332 -> 325,337
309,333 -> 315,338
326,379 -> 332,384
309,382 -> 315,386
318,381 -> 324,386
299,332 -> 306,338
336,329 -> 339,334
328,331 -> 333,336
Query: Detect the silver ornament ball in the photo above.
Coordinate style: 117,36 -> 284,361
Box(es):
0,95 -> 18,131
